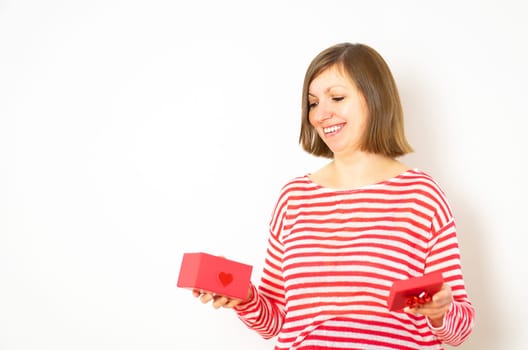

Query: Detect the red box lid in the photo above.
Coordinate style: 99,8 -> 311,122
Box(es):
387,272 -> 444,311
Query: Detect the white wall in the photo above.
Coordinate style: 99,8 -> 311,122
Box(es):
1,1 -> 526,349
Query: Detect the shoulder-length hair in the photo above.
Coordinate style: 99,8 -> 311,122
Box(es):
299,42 -> 413,158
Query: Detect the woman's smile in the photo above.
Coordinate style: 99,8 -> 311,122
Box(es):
323,123 -> 345,136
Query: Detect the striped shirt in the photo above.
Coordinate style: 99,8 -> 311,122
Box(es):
235,169 -> 475,349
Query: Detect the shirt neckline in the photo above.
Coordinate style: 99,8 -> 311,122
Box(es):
304,168 -> 420,193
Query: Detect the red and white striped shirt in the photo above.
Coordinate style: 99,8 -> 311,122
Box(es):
235,169 -> 475,349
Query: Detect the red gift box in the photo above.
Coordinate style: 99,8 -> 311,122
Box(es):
387,272 -> 444,311
177,252 -> 253,300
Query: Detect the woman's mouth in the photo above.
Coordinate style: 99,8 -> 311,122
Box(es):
323,123 -> 344,135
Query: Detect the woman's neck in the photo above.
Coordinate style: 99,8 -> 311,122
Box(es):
313,152 -> 408,189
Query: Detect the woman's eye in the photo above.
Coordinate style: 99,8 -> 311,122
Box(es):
308,102 -> 318,109
333,96 -> 344,102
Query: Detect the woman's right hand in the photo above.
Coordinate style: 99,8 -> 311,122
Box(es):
192,286 -> 253,309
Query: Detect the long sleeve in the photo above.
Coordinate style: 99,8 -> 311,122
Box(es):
234,189 -> 289,339
425,216 -> 476,345
234,239 -> 286,338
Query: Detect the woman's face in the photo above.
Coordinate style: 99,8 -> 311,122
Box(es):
308,65 -> 369,157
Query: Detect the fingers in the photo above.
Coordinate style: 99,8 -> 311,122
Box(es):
191,289 -> 238,309
224,298 -> 241,308
212,296 -> 230,309
192,288 -> 213,302
191,289 -> 214,303
200,292 -> 216,304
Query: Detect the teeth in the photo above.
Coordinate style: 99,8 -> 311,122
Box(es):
323,125 -> 342,134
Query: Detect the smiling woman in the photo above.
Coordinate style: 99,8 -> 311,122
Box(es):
4,1 -> 527,349
300,43 -> 412,160
191,43 -> 476,350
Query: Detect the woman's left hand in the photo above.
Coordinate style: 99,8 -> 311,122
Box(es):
404,283 -> 453,327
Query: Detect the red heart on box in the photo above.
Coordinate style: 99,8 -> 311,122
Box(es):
218,272 -> 233,286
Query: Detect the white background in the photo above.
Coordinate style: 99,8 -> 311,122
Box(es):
1,1 -> 527,349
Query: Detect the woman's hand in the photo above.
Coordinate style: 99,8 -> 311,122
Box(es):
192,286 -> 253,309
404,283 -> 453,327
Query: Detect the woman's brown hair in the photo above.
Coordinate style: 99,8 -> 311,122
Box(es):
299,43 -> 413,158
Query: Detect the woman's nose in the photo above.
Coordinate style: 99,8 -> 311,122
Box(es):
313,100 -> 334,122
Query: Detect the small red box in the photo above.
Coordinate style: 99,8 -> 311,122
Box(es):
387,272 -> 444,311
177,252 -> 253,300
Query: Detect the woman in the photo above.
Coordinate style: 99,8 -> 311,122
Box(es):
193,42 -> 475,350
